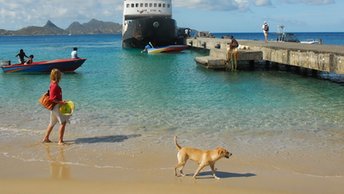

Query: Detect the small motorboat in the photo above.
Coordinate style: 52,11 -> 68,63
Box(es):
147,45 -> 188,54
300,39 -> 323,44
1,58 -> 86,73
277,33 -> 300,43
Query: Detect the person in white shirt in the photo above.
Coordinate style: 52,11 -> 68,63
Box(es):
262,21 -> 269,43
71,47 -> 79,59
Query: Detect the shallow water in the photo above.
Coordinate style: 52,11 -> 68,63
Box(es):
1,34 -> 344,177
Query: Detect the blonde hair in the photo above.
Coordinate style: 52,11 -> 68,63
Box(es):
50,68 -> 62,83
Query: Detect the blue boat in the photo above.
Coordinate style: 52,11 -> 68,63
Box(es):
1,58 -> 86,73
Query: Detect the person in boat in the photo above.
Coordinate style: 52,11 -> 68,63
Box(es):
141,42 -> 154,53
15,49 -> 28,64
226,36 -> 239,71
71,47 -> 79,59
25,55 -> 34,65
42,68 -> 70,145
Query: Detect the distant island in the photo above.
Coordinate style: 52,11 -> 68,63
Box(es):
0,19 -> 122,36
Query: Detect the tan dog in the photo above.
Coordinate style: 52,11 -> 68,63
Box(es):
174,136 -> 232,179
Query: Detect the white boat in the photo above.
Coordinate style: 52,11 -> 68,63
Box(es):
300,39 -> 322,44
277,25 -> 323,44
146,45 -> 188,54
277,32 -> 300,43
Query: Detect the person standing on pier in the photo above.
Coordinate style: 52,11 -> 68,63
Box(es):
226,36 -> 239,71
262,21 -> 269,43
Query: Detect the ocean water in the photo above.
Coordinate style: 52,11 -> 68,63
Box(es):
1,34 -> 344,176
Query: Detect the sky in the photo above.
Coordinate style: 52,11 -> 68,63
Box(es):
0,0 -> 342,32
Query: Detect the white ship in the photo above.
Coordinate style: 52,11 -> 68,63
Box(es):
122,0 -> 178,48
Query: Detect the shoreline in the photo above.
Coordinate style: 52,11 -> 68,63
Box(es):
1,134 -> 344,194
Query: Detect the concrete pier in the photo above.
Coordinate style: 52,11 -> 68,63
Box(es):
187,37 -> 344,74
189,38 -> 263,70
194,49 -> 262,70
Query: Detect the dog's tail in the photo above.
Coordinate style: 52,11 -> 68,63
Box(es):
174,136 -> 182,151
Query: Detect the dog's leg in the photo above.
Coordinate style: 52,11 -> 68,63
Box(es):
175,152 -> 188,177
175,162 -> 186,177
174,166 -> 178,177
179,165 -> 186,176
210,163 -> 220,180
192,164 -> 206,179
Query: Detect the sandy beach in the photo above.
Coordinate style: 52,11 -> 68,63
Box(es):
1,132 -> 343,194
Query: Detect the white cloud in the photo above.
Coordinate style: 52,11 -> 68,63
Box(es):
0,0 -> 337,30
174,0 -> 251,11
281,0 -> 335,5
174,0 -> 334,10
0,0 -> 123,29
0,0 -> 280,30
254,0 -> 272,6
2,0 -> 259,29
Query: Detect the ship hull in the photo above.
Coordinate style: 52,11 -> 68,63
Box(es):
122,16 -> 177,48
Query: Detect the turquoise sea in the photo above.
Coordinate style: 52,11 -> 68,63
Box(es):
1,34 -> 344,176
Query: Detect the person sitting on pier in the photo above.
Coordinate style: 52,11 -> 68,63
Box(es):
226,36 -> 239,71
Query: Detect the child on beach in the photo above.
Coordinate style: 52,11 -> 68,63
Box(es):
42,69 -> 70,145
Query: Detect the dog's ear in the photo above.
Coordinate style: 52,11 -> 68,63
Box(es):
217,148 -> 224,155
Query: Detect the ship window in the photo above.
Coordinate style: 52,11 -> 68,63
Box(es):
131,3 -> 134,8
140,3 -> 143,7
136,3 -> 139,7
158,3 -> 161,7
126,4 -> 129,8
163,4 -> 165,8
154,3 -> 157,7
149,3 -> 152,7
167,4 -> 170,8
145,3 -> 148,7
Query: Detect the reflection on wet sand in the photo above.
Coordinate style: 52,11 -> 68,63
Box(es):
45,145 -> 70,180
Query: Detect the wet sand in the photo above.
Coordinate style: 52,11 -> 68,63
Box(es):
1,134 -> 344,194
